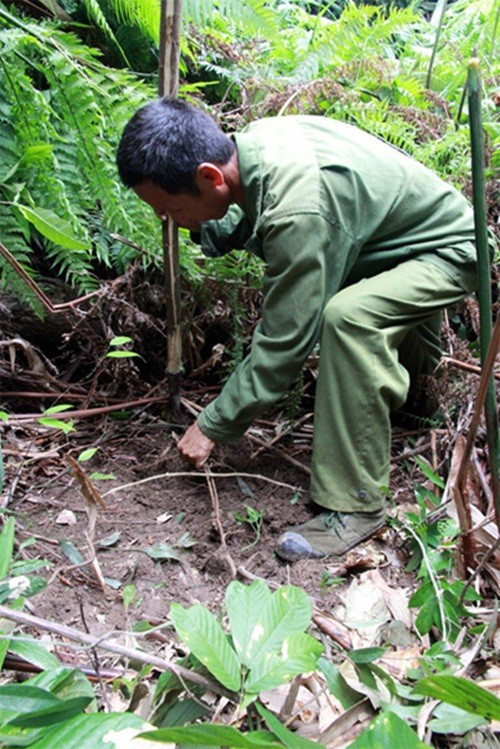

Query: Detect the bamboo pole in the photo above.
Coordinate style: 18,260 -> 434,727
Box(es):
158,0 -> 183,421
467,58 -> 499,524
425,0 -> 449,90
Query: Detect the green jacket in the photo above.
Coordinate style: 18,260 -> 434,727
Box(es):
196,116 -> 479,443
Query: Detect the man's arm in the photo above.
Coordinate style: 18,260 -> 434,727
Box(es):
195,212 -> 356,444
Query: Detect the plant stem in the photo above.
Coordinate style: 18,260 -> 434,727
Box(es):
426,0 -> 449,90
467,58 -> 500,524
159,0 -> 183,422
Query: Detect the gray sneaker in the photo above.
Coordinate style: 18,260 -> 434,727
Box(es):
276,508 -> 386,562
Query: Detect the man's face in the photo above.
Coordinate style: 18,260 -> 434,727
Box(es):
134,176 -> 230,232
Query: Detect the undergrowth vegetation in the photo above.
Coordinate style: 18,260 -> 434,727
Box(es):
0,0 -> 499,747
0,0 -> 498,315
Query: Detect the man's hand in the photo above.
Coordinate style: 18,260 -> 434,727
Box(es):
177,421 -> 215,468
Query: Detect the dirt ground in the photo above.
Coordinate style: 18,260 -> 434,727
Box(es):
3,410 -> 438,641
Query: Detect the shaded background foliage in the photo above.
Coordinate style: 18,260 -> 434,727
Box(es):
0,0 -> 498,322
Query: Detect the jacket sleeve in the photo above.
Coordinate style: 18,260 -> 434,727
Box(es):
195,205 -> 254,257
197,211 -> 357,442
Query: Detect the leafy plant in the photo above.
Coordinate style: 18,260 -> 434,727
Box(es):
170,579 -> 323,708
233,505 -> 265,548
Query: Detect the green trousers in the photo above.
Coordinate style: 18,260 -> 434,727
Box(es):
310,258 -> 470,513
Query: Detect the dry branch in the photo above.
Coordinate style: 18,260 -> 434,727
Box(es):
0,604 -> 235,699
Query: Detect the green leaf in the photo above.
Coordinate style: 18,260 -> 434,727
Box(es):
146,543 -> 182,562
414,457 -> 445,489
8,637 -> 60,670
37,418 -> 75,434
0,684 -> 61,714
97,532 -> 121,548
226,579 -> 272,665
349,647 -> 386,664
348,711 -> 428,748
78,448 -> 99,462
0,517 -> 15,580
245,633 -> 322,695
256,702 -> 327,749
26,667 -> 96,708
23,712 -> 149,748
317,658 -> 364,708
58,541 -> 85,566
170,603 -> 241,692
428,702 -> 487,734
241,585 -> 312,665
106,351 -> 141,358
15,205 -> 89,251
140,724 -> 283,747
8,696 -> 93,727
109,336 -> 133,346
43,404 -> 74,415
413,675 -> 500,720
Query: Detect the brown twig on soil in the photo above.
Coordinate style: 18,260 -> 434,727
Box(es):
102,471 -> 305,498
6,395 -> 169,423
2,651 -> 126,682
0,604 -> 236,700
441,356 -> 500,380
204,466 -> 237,578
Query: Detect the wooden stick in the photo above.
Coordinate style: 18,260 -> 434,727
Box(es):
0,604 -> 235,699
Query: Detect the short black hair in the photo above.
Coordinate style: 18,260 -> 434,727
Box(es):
116,97 -> 235,195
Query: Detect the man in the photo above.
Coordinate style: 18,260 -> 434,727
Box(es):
117,97 -> 482,562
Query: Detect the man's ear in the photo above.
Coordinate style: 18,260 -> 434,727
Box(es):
196,162 -> 225,188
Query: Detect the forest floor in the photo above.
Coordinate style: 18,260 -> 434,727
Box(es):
1,282 -> 499,744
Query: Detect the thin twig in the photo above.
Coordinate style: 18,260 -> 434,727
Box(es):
0,604 -> 235,699
441,356 -> 500,381
102,471 -> 304,498
204,466 -> 237,578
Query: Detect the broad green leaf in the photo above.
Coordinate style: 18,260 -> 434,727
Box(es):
25,712 -> 149,748
245,633 -> 322,696
15,205 -> 89,251
27,667 -> 96,706
256,703 -> 327,749
226,579 -> 272,665
428,702 -> 487,734
8,696 -> 93,728
0,517 -> 15,580
8,637 -> 60,670
317,658 -> 364,708
140,724 -> 283,747
0,685 -> 61,714
413,675 -> 500,720
243,586 -> 312,664
349,647 -> 386,664
348,711 -> 428,748
170,603 -> 241,692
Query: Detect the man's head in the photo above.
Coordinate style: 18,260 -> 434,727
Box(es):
117,97 -> 238,230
